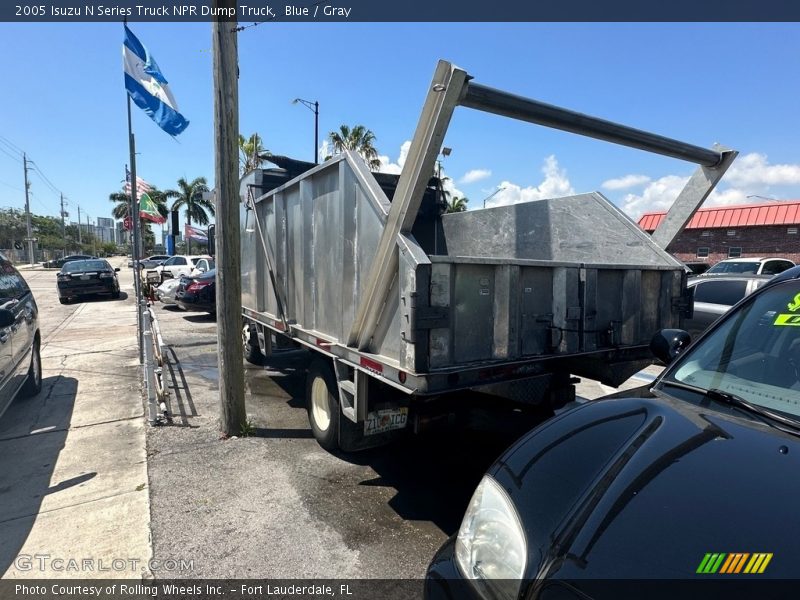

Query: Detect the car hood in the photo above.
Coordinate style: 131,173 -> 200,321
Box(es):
491,396 -> 800,579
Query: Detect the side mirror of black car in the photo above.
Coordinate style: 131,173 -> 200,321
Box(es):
115,268 -> 121,272
650,329 -> 691,365
0,308 -> 14,328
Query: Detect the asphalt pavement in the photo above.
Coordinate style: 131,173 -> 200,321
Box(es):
0,257 -> 663,582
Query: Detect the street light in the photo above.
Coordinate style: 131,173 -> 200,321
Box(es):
746,195 -> 778,202
482,187 -> 506,209
292,98 -> 319,164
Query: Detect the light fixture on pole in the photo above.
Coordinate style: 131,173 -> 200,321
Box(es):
483,187 -> 506,209
292,98 -> 319,164
746,194 -> 778,202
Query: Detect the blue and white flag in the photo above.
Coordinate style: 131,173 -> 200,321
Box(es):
123,25 -> 189,136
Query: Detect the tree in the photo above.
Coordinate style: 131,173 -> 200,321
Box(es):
108,187 -> 170,254
239,133 -> 267,175
166,176 -> 213,254
446,196 -> 469,213
328,124 -> 382,170
108,187 -> 169,221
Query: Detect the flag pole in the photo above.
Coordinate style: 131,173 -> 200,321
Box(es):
127,87 -> 144,365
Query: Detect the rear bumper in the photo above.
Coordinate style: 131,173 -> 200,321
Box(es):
58,282 -> 117,297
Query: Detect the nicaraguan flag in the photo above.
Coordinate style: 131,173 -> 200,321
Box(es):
123,25 -> 189,136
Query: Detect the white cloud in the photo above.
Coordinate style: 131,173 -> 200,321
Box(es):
619,152 -> 800,220
601,174 -> 651,190
460,169 -> 491,184
487,155 -> 574,208
725,152 -> 800,187
621,175 -> 688,219
377,140 -> 411,175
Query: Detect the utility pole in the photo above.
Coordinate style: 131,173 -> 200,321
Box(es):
213,12 -> 246,436
60,194 -> 67,256
22,153 -> 34,265
77,205 -> 82,244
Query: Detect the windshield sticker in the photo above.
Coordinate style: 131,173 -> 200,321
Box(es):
773,293 -> 800,325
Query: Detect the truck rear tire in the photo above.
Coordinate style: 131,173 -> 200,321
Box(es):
243,324 -> 265,365
306,358 -> 340,451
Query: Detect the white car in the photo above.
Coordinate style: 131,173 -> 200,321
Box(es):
155,278 -> 182,305
152,255 -> 213,282
704,256 -> 795,276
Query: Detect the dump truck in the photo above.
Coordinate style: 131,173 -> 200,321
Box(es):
239,60 -> 736,452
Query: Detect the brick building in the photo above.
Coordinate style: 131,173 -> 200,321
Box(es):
638,200 -> 800,266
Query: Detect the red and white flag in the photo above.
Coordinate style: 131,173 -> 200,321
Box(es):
124,166 -> 152,199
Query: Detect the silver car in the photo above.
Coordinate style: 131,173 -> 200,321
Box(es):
685,274 -> 773,337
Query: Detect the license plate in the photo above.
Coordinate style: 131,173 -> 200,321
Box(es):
364,407 -> 408,436
80,275 -> 90,280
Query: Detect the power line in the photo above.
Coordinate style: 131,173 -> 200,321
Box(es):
0,135 -> 24,154
0,144 -> 22,164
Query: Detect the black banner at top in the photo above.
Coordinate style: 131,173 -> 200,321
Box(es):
2,0 -> 799,22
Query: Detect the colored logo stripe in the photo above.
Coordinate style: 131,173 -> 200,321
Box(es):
744,553 -> 773,574
698,552 -> 773,574
720,553 -> 749,573
697,553 -> 726,574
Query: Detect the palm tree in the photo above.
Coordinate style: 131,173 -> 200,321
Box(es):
239,133 -> 267,175
166,177 -> 213,254
446,196 -> 469,213
108,187 -> 170,221
328,124 -> 381,170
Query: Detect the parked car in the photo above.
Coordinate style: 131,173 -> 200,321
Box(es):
0,253 -> 41,419
57,259 -> 121,304
704,256 -> 794,276
426,268 -> 800,596
155,278 -> 181,305
129,254 -> 170,269
175,269 -> 216,313
43,254 -> 94,269
684,274 -> 772,336
152,255 -> 213,283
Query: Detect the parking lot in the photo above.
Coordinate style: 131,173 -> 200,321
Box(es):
0,258 -> 659,580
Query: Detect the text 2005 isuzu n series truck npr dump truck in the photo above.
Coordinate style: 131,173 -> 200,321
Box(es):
239,60 -> 736,452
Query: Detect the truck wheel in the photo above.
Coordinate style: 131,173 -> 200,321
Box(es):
242,324 -> 265,365
306,358 -> 340,451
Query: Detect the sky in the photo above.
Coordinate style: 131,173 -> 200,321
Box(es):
1,22 -> 800,235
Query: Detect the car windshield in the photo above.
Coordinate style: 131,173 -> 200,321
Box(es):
662,279 -> 800,419
62,260 -> 110,272
706,261 -> 759,274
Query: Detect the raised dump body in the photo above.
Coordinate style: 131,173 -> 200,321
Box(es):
240,60 -> 736,451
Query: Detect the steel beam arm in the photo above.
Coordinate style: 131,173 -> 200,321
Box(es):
651,147 -> 738,250
347,60 -> 469,350
462,83 -> 723,167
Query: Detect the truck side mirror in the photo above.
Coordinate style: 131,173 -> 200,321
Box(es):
650,329 -> 691,365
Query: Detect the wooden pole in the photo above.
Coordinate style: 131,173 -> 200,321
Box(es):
212,11 -> 246,436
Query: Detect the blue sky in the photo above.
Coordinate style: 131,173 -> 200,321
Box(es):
1,22 -> 800,233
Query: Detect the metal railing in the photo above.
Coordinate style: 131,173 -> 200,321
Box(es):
143,302 -> 170,425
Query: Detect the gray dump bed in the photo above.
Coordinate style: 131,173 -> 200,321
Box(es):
241,60 -> 735,393
241,153 -> 683,389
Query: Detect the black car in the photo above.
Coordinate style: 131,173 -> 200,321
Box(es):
57,259 -> 121,304
175,268 -> 215,313
43,254 -> 95,269
426,268 -> 800,597
0,254 -> 41,419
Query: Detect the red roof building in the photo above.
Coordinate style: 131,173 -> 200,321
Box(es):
637,200 -> 800,265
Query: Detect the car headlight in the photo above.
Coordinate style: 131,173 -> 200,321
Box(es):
455,476 -> 527,600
